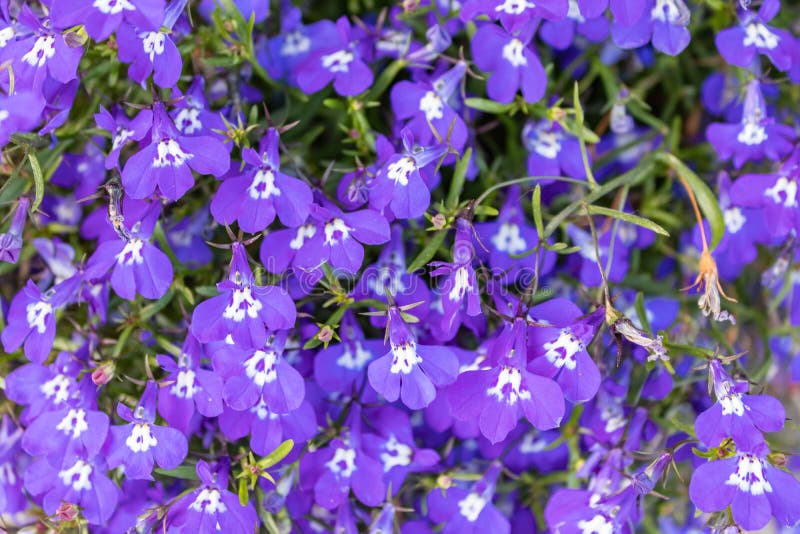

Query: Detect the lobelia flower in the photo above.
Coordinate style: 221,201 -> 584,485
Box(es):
0,92 -> 45,148
24,456 -> 119,526
191,242 -> 296,347
291,202 -> 391,274
539,0 -> 610,50
0,416 -> 27,514
689,443 -> 800,531
106,381 -> 188,480
1,273 -> 82,363
427,463 -> 510,534
429,219 -> 483,340
390,62 -> 468,151
471,21 -> 546,104
121,101 -> 230,200
706,79 -> 795,169
367,305 -> 459,410
565,222 -> 635,286
219,331 -> 306,413
299,408 -> 385,510
156,334 -> 224,435
694,359 -> 785,451
523,119 -> 589,181
94,105 -> 153,170
169,77 -> 227,137
218,398 -> 317,457
527,299 -> 603,403
611,0 -> 692,56
313,313 -> 385,394
715,0 -> 795,71
448,318 -> 565,443
166,207 -> 214,267
370,129 -> 446,219
165,459 -> 258,533
8,6 -> 83,95
0,197 -> 29,263
460,0 -> 568,31
211,127 -> 312,232
49,0 -> 164,41
21,404 -> 109,467
295,16 -> 374,97
361,406 -> 439,495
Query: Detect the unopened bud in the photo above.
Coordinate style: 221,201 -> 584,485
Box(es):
318,325 -> 334,343
92,361 -> 115,386
431,213 -> 446,230
56,502 -> 79,522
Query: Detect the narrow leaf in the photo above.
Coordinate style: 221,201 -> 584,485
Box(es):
27,153 -> 44,212
586,205 -> 669,236
407,229 -> 447,273
464,97 -> 515,114
258,439 -> 294,469
531,184 -> 544,240
446,147 -> 472,209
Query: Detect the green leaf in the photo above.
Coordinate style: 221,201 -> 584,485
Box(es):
238,478 -> 249,506
27,153 -> 44,212
446,147 -> 472,209
560,116 -> 600,144
531,184 -> 544,240
258,439 -> 294,469
585,205 -> 669,236
633,292 -> 652,333
407,229 -> 447,273
368,59 -> 408,101
464,98 -> 515,114
656,153 -> 725,249
155,465 -> 199,480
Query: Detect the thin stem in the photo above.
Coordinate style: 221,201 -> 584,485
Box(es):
473,175 -> 589,208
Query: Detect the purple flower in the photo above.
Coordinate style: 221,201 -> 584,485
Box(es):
211,127 -> 312,232
107,381 -> 188,480
611,0 -> 692,56
729,163 -> 800,239
471,22 -> 546,104
50,0 -> 165,41
0,92 -> 45,147
292,202 -> 391,274
694,359 -> 785,451
430,219 -> 483,340
219,398 -> 316,457
165,460 -> 258,532
461,0 -> 568,30
715,0 -> 795,71
116,21 -> 182,89
94,105 -> 153,170
156,334 -> 224,435
689,445 -> 800,531
448,318 -> 565,443
527,300 -> 603,403
121,102 -> 230,200
706,80 -> 795,168
427,464 -> 510,534
21,406 -> 109,466
24,456 -> 119,526
390,63 -> 468,151
295,17 -> 373,97
523,120 -> 588,180
170,77 -> 228,137
313,314 -> 385,394
539,1 -> 610,50
0,416 -> 27,514
1,274 -> 82,363
368,306 -> 459,410
0,197 -> 29,264
191,242 -> 296,347
370,129 -> 446,219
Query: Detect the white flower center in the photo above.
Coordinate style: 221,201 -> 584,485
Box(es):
448,266 -> 473,302
723,207 -> 746,234
336,340 -> 372,370
142,32 -> 166,61
0,462 -> 16,485
765,176 -> 798,208
495,0 -> 536,15
281,31 -> 311,56
59,460 -> 93,492
248,169 -> 281,200
491,223 -> 527,254
116,238 -> 145,267
457,492 -> 487,522
380,434 -> 413,471
41,374 -> 71,404
321,50 -> 354,73
22,35 -> 56,67
175,108 -> 202,135
112,128 -> 134,150
93,0 -> 135,15
419,91 -> 444,121
170,370 -> 199,399
26,301 -> 53,334
367,265 -> 407,296
325,447 -> 357,478
154,139 -> 193,168
519,433 -> 548,454
743,22 -> 779,49
126,423 -> 158,453
56,408 -> 89,439
389,341 -> 422,375
532,129 -> 562,159
543,328 -> 583,371
244,349 -> 278,387
290,224 -> 317,250
190,488 -> 228,514
651,0 -> 686,23
387,157 -> 417,187
224,287 -> 263,322
324,218 -> 352,245
0,27 -> 15,48
502,39 -> 527,68
737,121 -> 767,146
578,515 -> 614,534
486,367 -> 531,405
567,0 -> 585,22
726,454 -> 773,495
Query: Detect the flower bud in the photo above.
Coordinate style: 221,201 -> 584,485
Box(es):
92,361 -> 115,386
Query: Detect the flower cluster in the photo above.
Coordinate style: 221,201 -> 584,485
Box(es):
1,0 -> 799,532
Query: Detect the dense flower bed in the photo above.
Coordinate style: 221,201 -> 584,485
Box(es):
1,0 -> 799,532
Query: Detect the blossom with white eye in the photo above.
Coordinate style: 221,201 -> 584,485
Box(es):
22,35 -> 56,67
